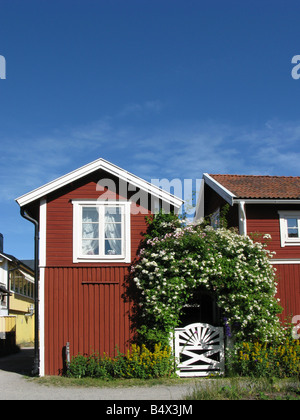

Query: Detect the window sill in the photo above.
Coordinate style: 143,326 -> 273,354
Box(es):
73,256 -> 130,264
281,241 -> 300,247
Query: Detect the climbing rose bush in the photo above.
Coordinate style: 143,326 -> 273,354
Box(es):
131,213 -> 283,346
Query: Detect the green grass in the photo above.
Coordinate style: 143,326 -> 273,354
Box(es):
29,375 -> 300,400
30,375 -> 189,388
184,377 -> 300,400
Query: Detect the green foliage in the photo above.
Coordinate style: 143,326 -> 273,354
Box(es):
227,335 -> 300,378
67,344 -> 174,379
143,211 -> 182,243
131,211 -> 283,347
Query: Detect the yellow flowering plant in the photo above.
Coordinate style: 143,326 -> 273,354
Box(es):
227,336 -> 300,378
67,343 -> 175,379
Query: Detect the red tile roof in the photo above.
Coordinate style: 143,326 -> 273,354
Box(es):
208,174 -> 300,199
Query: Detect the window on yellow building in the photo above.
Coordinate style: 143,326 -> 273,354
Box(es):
10,270 -> 34,298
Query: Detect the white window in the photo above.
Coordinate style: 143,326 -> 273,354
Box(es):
210,208 -> 220,230
72,200 -> 131,263
278,211 -> 300,247
10,270 -> 34,298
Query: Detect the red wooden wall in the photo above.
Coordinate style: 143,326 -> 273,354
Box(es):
273,264 -> 300,322
44,266 -> 132,375
43,171 -> 150,375
246,204 -> 300,259
246,205 -> 300,322
205,185 -> 300,327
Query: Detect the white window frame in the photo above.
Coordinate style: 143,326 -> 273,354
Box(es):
211,208 -> 220,230
72,200 -> 131,263
278,211 -> 300,247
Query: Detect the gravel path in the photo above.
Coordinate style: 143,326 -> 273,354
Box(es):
0,348 -> 194,400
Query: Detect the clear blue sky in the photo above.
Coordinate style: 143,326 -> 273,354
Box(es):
1,0 -> 300,259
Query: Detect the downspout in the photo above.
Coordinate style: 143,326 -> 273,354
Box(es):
20,208 -> 39,376
238,201 -> 247,236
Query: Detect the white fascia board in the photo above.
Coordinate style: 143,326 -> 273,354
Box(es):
0,253 -> 12,262
15,158 -> 184,209
194,179 -> 205,221
233,199 -> 300,205
19,269 -> 34,283
203,173 -> 236,206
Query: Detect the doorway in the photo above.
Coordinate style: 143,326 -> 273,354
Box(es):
179,289 -> 220,327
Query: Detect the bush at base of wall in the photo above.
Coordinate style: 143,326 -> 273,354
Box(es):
67,343 -> 175,379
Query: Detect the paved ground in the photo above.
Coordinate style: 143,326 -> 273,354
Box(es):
0,348 -> 195,400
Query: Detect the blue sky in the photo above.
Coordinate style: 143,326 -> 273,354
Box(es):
1,0 -> 300,259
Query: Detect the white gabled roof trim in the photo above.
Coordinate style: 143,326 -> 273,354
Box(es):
15,158 -> 184,209
203,173 -> 236,206
233,198 -> 300,204
0,252 -> 13,262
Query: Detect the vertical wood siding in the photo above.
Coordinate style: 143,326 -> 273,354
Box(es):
44,266 -> 132,375
43,172 -> 150,375
274,264 -> 300,322
246,204 -> 300,259
246,206 -> 300,323
204,190 -> 300,329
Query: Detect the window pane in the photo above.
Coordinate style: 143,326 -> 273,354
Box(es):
82,239 -> 99,255
10,272 -> 15,292
82,223 -> 99,238
24,281 -> 28,296
20,278 -> 24,295
288,229 -> 298,238
82,207 -> 99,223
287,218 -> 299,238
105,223 -> 121,239
82,207 -> 99,255
105,207 -> 122,223
105,239 -> 122,255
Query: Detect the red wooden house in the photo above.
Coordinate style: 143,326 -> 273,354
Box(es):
16,158 -> 183,376
196,173 -> 300,326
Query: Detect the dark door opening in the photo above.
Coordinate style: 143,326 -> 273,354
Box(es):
179,290 -> 220,327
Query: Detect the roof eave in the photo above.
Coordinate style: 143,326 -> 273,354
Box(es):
15,158 -> 184,210
233,198 -> 300,204
203,173 -> 236,206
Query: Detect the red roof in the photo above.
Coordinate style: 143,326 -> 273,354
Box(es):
209,174 -> 300,199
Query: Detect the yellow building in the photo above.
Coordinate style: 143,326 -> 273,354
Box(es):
9,267 -> 35,346
0,237 -> 35,352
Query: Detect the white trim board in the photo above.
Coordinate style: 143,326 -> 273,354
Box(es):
271,259 -> 300,265
15,158 -> 184,209
39,198 -> 47,377
72,200 -> 131,264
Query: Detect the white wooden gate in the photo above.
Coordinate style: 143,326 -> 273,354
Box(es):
171,323 -> 225,377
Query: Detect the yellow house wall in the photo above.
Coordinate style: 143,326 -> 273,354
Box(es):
10,293 -> 33,313
13,313 -> 34,345
0,316 -> 16,333
9,293 -> 34,345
